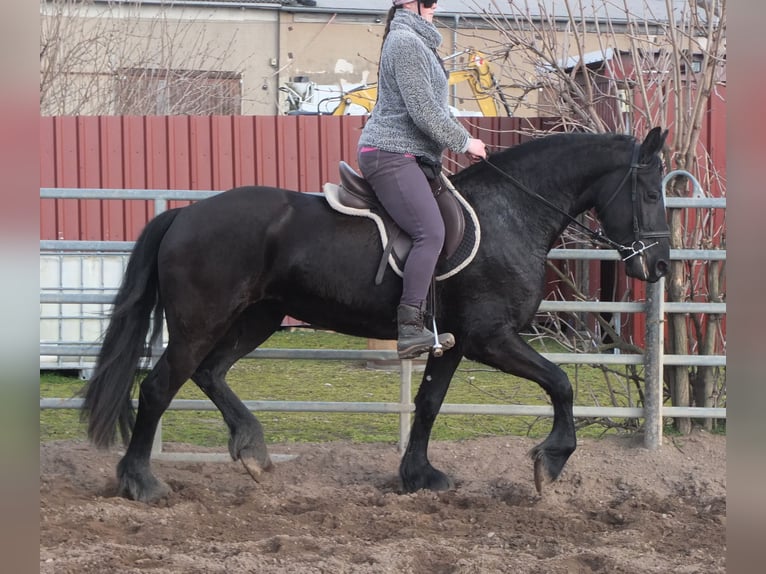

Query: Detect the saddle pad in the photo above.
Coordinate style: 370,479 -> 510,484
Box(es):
434,177 -> 481,280
323,175 -> 481,281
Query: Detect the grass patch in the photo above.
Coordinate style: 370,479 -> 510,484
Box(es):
41,329 -> 661,446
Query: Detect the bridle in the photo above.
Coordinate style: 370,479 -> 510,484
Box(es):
594,143 -> 670,260
481,142 -> 669,262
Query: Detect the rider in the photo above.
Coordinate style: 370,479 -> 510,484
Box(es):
357,0 -> 488,359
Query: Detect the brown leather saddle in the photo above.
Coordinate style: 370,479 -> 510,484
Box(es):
323,161 -> 478,284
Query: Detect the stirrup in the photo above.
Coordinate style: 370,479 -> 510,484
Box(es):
431,315 -> 444,357
426,276 -> 457,357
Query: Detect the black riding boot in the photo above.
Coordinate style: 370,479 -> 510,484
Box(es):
397,303 -> 455,360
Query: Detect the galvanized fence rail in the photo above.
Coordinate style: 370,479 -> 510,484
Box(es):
40,188 -> 726,455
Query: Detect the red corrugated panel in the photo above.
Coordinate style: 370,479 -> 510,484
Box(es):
233,116 -> 257,187
40,117 -> 57,240
123,117 -> 153,239
78,116 -> 102,240
710,87 -> 727,345
709,86 -> 726,198
146,116 -> 169,191
319,116 -> 347,186
296,115 -> 321,192
39,114 -> 726,338
100,116 -> 126,241
190,116 -> 213,191
277,116 -> 300,191
708,87 -> 726,248
56,116 -> 81,240
168,115 -> 191,211
212,116 -> 235,191
254,116 -> 279,187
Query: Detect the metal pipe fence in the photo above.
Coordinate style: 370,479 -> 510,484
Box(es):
40,188 -> 726,455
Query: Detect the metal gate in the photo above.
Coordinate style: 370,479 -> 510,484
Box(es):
40,188 -> 726,454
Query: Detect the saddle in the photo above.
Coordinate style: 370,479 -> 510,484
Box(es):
323,161 -> 481,284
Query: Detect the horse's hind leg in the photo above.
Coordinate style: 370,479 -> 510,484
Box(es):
191,304 -> 285,482
117,343 -> 197,502
400,348 -> 463,493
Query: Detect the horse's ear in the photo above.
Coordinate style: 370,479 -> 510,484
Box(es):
639,127 -> 669,162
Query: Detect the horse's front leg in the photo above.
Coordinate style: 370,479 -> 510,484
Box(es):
400,348 -> 463,492
467,329 -> 576,492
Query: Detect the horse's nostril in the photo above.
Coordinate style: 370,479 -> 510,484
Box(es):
656,259 -> 669,277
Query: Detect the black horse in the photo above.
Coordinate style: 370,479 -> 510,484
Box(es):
82,128 -> 670,503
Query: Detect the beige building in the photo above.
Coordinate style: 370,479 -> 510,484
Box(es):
40,0 -> 686,117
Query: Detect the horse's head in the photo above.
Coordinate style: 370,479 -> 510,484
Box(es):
595,127 -> 671,282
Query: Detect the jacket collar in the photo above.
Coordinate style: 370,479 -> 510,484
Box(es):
390,8 -> 442,50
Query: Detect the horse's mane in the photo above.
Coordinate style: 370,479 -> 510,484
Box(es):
451,131 -> 636,191
490,131 -> 634,165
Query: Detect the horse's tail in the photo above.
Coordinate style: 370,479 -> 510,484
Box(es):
80,208 -> 181,449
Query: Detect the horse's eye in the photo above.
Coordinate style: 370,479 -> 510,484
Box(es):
646,190 -> 660,201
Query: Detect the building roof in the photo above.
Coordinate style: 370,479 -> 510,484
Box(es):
107,0 -> 687,22
324,1 -> 684,20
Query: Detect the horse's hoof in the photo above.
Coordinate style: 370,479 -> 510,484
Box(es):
230,431 -> 272,482
400,464 -> 454,493
116,457 -> 172,503
240,453 -> 273,483
403,473 -> 454,493
429,473 -> 454,492
118,475 -> 172,503
528,440 -> 574,494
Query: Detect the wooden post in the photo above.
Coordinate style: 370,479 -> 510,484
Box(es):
366,338 -> 399,370
367,338 -> 426,371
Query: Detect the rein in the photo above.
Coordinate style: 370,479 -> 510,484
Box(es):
480,142 -> 667,262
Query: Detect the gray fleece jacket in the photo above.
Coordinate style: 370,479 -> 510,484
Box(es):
358,9 -> 470,164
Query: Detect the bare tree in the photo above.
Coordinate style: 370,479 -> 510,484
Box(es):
472,0 -> 726,433
40,0 -> 255,115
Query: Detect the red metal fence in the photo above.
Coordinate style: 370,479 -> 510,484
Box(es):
40,113 -> 725,346
40,115 -> 559,240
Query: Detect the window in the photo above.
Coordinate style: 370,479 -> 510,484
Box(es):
115,68 -> 242,115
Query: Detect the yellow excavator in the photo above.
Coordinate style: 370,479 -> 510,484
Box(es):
319,49 -> 511,117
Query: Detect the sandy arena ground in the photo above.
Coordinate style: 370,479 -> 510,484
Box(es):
40,430 -> 725,573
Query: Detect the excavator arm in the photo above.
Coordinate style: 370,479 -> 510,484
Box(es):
446,51 -> 512,117
331,85 -> 378,115
330,49 -> 510,117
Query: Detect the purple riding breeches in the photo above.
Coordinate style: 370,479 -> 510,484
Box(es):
357,147 -> 445,307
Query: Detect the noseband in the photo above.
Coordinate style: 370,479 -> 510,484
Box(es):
482,141 -> 669,261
